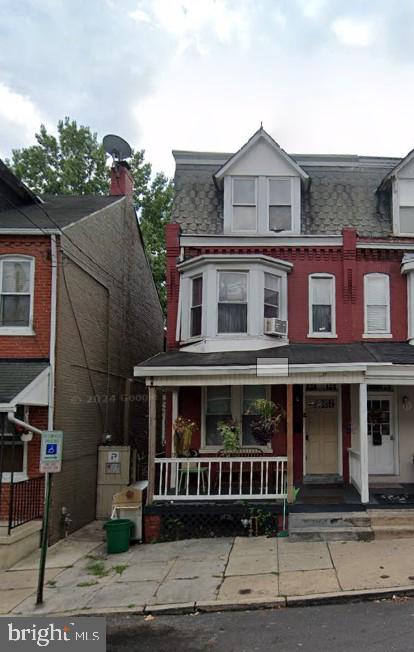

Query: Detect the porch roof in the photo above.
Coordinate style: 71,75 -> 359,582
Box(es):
0,360 -> 49,407
135,342 -> 414,372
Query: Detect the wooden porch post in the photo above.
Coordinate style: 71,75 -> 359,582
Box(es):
286,383 -> 295,503
359,382 -> 369,503
147,385 -> 157,505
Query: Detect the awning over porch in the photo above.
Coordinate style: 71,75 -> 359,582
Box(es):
134,342 -> 414,386
0,360 -> 50,409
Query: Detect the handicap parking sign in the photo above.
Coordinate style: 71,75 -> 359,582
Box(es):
40,431 -> 63,473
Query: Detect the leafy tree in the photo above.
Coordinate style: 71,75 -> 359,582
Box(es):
10,118 -> 108,195
9,117 -> 173,316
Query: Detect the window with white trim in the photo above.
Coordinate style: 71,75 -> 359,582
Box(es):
0,407 -> 26,477
309,274 -> 336,336
232,178 -> 257,231
364,273 -> 390,335
217,271 -> 248,334
203,386 -> 268,448
398,180 -> 414,235
0,257 -> 34,332
264,273 -> 279,319
268,178 -> 292,232
190,276 -> 203,337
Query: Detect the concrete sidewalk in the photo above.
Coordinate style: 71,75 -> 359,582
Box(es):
3,522 -> 414,615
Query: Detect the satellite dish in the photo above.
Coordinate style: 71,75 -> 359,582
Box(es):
103,134 -> 132,161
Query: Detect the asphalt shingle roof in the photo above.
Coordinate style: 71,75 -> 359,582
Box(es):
137,342 -> 414,369
172,155 -> 399,237
0,195 -> 122,231
0,360 -> 49,403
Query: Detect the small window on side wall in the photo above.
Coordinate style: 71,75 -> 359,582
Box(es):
232,178 -> 257,232
364,273 -> 390,335
190,276 -> 203,337
309,275 -> 335,336
268,178 -> 292,232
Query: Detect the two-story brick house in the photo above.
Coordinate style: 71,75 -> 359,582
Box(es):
0,160 -> 164,564
136,127 -> 414,538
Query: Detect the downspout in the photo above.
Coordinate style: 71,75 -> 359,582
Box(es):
7,412 -> 42,436
48,234 -> 58,429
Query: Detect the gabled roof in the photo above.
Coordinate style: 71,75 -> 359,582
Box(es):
379,148 -> 414,188
214,127 -> 309,182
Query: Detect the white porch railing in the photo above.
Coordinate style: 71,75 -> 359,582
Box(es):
348,449 -> 362,494
154,457 -> 288,501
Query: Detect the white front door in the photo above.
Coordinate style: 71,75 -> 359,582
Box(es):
368,395 -> 395,475
305,396 -> 338,474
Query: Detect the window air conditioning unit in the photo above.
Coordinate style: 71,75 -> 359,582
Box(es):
264,318 -> 288,337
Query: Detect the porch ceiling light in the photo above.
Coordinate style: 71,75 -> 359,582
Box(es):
402,396 -> 412,411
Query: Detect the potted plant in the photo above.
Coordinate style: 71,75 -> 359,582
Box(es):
173,416 -> 198,457
217,419 -> 240,451
249,399 -> 284,446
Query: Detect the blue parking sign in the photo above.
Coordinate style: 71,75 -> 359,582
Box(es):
40,431 -> 63,473
46,443 -> 57,456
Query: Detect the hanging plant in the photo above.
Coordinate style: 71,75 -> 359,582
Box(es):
217,419 -> 240,452
248,399 -> 284,446
174,416 -> 198,457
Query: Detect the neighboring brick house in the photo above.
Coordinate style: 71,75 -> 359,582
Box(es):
0,160 -> 164,553
135,127 -> 414,538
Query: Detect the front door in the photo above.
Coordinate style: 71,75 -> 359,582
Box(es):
305,396 -> 338,474
368,395 -> 395,474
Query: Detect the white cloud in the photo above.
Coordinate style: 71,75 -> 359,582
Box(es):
332,16 -> 377,48
0,83 -> 47,148
129,8 -> 151,23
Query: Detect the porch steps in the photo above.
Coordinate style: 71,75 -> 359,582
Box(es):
369,509 -> 414,540
288,512 -> 374,542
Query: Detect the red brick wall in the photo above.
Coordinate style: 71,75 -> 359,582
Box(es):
0,236 -> 52,358
166,226 -> 408,347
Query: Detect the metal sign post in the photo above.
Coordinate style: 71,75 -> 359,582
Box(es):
36,431 -> 63,606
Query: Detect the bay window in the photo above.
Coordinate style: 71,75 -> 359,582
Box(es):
309,274 -> 336,337
232,178 -> 257,232
218,271 -> 248,334
268,178 -> 292,232
364,273 -> 390,336
0,256 -> 34,333
264,273 -> 279,319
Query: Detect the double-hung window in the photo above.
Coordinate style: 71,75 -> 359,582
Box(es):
218,271 -> 248,334
398,180 -> 414,235
264,273 -> 280,319
0,257 -> 34,332
268,178 -> 292,232
190,276 -> 203,337
241,386 -> 267,445
232,178 -> 257,232
364,273 -> 390,335
205,386 -> 232,446
309,274 -> 336,336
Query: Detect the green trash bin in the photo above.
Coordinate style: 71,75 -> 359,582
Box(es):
104,519 -> 134,554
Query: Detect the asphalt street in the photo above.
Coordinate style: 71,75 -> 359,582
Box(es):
107,598 -> 414,652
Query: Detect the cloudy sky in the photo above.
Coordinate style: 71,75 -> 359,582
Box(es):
1,0 -> 414,176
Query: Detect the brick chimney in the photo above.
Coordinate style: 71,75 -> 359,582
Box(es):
110,161 -> 134,197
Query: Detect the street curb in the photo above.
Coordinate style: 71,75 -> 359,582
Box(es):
12,585 -> 414,618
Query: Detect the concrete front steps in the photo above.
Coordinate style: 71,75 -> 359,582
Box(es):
289,512 -> 374,542
369,509 -> 414,540
289,509 -> 414,542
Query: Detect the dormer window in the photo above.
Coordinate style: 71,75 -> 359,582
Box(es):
398,180 -> 414,235
268,178 -> 292,232
232,178 -> 257,232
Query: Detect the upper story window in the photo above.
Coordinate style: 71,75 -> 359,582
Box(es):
177,255 -> 292,348
396,179 -> 414,235
218,271 -> 248,333
268,179 -> 292,232
0,257 -> 34,335
190,276 -> 203,337
232,178 -> 257,232
364,273 -> 390,336
308,274 -> 336,338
